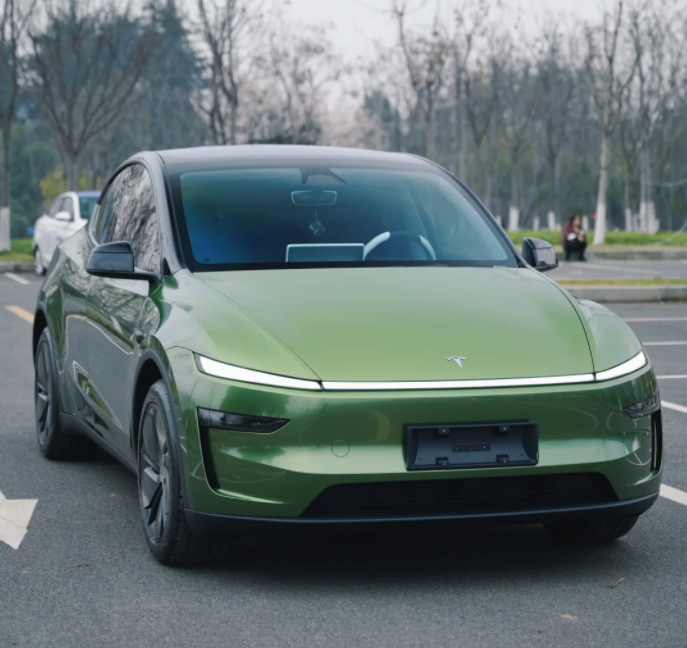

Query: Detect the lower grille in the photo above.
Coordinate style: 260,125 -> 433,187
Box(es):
302,473 -> 617,519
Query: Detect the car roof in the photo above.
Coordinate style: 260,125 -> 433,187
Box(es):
75,190 -> 101,197
155,145 -> 427,167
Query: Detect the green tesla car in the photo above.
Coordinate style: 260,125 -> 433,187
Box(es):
34,146 -> 662,565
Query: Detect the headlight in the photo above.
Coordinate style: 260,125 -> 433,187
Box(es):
195,354 -> 322,391
595,351 -> 647,382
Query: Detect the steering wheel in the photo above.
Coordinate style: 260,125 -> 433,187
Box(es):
363,231 -> 437,261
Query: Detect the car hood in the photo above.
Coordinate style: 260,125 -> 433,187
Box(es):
195,267 -> 594,382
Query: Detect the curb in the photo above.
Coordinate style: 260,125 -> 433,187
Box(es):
564,284 -> 687,303
0,263 -> 34,273
587,248 -> 687,261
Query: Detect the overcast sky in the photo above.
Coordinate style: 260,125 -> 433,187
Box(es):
283,0 -> 603,59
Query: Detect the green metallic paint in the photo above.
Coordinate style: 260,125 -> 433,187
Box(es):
38,232 -> 661,523
195,267 -> 594,381
165,346 -> 659,518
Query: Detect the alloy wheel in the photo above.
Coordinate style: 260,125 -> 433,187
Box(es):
139,403 -> 171,543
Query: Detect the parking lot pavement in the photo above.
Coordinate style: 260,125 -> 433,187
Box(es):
1,277 -> 687,648
550,259 -> 687,280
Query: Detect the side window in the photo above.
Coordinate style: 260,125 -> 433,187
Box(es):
118,165 -> 160,273
94,168 -> 132,244
93,165 -> 160,272
48,197 -> 62,218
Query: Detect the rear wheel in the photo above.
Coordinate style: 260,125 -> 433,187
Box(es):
34,248 -> 46,276
138,380 -> 227,566
34,328 -> 97,460
545,515 -> 639,542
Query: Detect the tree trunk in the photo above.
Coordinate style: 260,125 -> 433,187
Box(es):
624,167 -> 633,232
508,156 -> 520,232
593,128 -> 611,245
639,144 -> 657,233
0,127 -> 11,251
457,79 -> 466,181
65,153 -> 80,191
425,101 -> 436,161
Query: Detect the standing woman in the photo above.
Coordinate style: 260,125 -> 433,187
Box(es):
562,213 -> 587,261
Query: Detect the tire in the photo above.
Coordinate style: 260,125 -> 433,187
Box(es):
34,328 -> 97,460
34,248 -> 46,276
137,380 -> 227,566
545,515 -> 639,542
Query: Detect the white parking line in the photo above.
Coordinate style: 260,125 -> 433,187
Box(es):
663,401 -> 687,415
661,485 -> 687,507
576,262 -> 659,276
657,375 -> 687,380
4,272 -> 29,285
625,317 -> 687,322
644,341 -> 687,346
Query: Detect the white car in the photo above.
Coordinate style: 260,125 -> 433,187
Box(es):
32,191 -> 100,275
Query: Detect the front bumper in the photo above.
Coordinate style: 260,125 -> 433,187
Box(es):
167,348 -> 662,522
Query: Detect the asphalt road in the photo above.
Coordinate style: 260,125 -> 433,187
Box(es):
550,259 -> 687,280
1,272 -> 686,648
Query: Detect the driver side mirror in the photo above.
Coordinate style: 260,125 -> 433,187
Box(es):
86,241 -> 160,283
54,210 -> 72,222
521,237 -> 559,273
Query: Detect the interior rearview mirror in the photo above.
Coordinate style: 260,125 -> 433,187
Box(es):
54,210 -> 72,222
86,241 -> 160,282
521,237 -> 559,273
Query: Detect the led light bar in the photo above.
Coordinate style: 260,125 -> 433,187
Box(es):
594,351 -> 647,383
195,351 -> 648,392
195,355 -> 322,391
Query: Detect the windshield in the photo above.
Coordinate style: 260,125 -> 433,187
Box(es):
79,195 -> 99,220
170,163 -> 517,271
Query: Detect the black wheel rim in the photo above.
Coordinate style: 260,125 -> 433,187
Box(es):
35,340 -> 52,445
139,403 -> 170,543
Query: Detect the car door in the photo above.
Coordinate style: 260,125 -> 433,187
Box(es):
85,165 -> 161,457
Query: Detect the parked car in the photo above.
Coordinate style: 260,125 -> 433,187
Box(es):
32,191 -> 100,275
33,146 -> 661,566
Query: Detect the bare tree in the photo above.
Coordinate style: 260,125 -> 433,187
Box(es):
0,0 -> 34,251
30,0 -> 155,190
586,0 -> 636,244
195,0 -> 261,145
392,0 -> 450,159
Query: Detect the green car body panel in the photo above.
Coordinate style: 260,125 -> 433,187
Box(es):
37,231 -> 660,520
34,146 -> 661,533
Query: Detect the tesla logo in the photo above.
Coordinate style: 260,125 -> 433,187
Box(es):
446,356 -> 467,368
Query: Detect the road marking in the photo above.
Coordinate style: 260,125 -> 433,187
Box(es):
643,341 -> 687,346
5,272 -> 29,285
5,306 -> 34,324
661,485 -> 687,507
625,317 -> 687,322
663,401 -> 687,414
0,490 -> 38,550
657,375 -> 687,380
575,262 -> 659,276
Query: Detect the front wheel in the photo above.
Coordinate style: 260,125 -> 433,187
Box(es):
137,380 -> 227,566
545,515 -> 639,542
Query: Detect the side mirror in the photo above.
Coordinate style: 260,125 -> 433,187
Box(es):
521,237 -> 559,273
55,210 -> 72,222
86,241 -> 160,282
